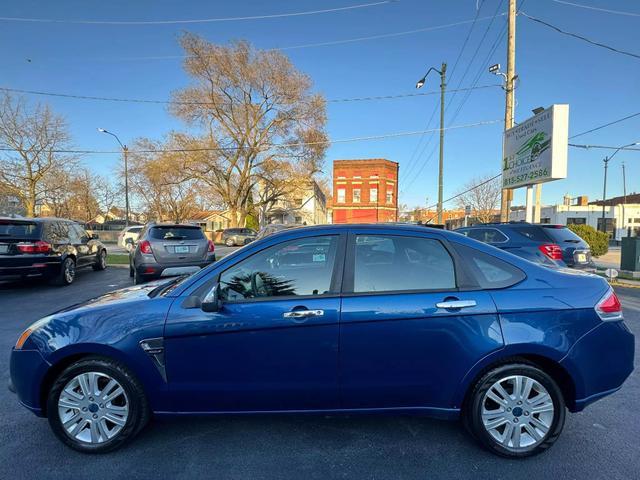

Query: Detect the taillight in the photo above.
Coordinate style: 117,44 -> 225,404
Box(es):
16,240 -> 51,254
538,243 -> 563,260
139,240 -> 153,254
596,288 -> 623,321
207,240 -> 215,253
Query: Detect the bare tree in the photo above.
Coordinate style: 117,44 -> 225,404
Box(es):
0,93 -> 77,216
94,175 -> 121,219
455,174 -> 501,223
170,35 -> 327,227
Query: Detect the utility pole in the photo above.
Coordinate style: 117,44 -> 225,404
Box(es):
601,156 -> 609,233
622,161 -> 627,237
123,145 -> 130,228
437,62 -> 447,224
500,0 -> 517,222
415,62 -> 447,225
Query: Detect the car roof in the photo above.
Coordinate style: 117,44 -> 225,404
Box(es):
0,216 -> 73,223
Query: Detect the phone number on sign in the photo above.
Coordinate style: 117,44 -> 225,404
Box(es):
503,168 -> 549,187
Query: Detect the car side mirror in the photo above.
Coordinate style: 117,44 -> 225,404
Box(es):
91,233 -> 100,240
201,283 -> 221,313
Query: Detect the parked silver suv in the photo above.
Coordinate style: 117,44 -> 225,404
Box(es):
129,223 -> 215,284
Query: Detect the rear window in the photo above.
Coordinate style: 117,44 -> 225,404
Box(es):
511,226 -> 550,242
0,220 -> 42,239
150,226 -> 204,240
542,226 -> 585,244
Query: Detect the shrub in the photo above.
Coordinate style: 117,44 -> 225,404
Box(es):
567,224 -> 609,257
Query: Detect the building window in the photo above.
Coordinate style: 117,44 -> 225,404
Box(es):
294,198 -> 303,207
353,189 -> 361,203
386,190 -> 393,204
370,188 -> 378,203
567,217 -> 586,225
337,189 -> 345,203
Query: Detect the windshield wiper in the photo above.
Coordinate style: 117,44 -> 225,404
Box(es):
148,274 -> 191,297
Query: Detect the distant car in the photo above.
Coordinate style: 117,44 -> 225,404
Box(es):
255,223 -> 301,240
455,223 -> 595,269
10,224 -> 634,456
117,225 -> 143,251
221,228 -> 257,247
129,223 -> 215,284
0,217 -> 107,285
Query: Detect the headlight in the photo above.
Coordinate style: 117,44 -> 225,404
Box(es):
14,316 -> 52,350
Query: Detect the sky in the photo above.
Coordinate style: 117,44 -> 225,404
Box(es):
1,0 -> 639,210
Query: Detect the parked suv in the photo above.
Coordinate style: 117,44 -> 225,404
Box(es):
129,223 -> 215,283
117,225 -> 143,251
456,222 -> 595,269
221,228 -> 257,246
0,217 -> 107,285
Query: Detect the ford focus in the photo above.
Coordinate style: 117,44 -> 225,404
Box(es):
9,224 -> 634,457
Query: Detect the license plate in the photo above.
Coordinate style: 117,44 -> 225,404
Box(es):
175,246 -> 189,254
577,253 -> 587,263
0,244 -> 7,254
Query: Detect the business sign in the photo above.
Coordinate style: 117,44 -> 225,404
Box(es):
502,104 -> 569,189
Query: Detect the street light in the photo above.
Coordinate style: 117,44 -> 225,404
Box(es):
416,62 -> 447,224
600,141 -> 639,235
98,128 -> 130,228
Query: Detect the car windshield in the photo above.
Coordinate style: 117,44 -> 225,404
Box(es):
0,220 -> 41,238
150,226 -> 204,240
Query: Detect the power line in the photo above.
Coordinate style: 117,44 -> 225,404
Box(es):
569,143 -> 640,151
521,12 -> 640,60
401,2 -> 492,184
0,120 -> 502,155
0,84 -> 502,106
550,0 -> 640,18
569,111 -> 640,139
0,1 -> 392,25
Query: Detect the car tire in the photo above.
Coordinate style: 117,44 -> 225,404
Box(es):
465,363 -> 565,458
133,269 -> 143,285
46,356 -> 150,453
129,262 -> 134,278
225,238 -> 235,247
51,257 -> 76,286
92,250 -> 107,271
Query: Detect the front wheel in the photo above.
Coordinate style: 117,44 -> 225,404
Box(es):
465,363 -> 565,457
225,238 -> 235,247
92,250 -> 107,271
46,357 -> 149,453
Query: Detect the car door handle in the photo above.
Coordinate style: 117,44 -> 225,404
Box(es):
283,309 -> 324,319
435,300 -> 477,309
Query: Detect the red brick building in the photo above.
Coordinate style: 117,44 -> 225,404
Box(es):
332,159 -> 399,224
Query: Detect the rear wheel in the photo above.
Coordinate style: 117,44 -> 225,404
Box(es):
51,257 -> 76,286
46,357 -> 149,453
465,363 -> 565,457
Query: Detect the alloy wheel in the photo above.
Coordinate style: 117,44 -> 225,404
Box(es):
58,372 -> 129,444
64,259 -> 75,283
481,375 -> 555,451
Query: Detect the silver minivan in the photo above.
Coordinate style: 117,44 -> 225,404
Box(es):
129,223 -> 216,283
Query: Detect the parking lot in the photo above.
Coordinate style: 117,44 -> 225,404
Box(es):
0,266 -> 638,480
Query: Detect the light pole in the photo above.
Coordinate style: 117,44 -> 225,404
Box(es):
98,128 -> 130,228
416,62 -> 447,224
600,142 -> 638,235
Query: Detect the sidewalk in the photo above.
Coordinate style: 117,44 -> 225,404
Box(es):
593,247 -> 620,270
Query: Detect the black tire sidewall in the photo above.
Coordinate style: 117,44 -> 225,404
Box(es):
47,357 -> 148,453
467,363 -> 566,458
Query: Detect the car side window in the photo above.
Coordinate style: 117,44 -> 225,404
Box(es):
454,244 -> 525,289
459,228 -> 508,244
218,235 -> 340,301
49,222 -> 69,243
353,235 -> 456,293
70,224 -> 88,243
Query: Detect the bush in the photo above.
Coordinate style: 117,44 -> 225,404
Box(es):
567,224 -> 609,257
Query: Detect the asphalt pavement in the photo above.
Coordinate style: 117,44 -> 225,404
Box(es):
0,267 -> 638,480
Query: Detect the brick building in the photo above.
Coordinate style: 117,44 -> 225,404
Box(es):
332,159 -> 399,224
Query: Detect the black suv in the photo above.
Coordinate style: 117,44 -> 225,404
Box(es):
0,217 -> 107,285
455,222 -> 595,269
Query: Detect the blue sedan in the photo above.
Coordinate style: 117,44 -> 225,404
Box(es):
9,224 -> 634,457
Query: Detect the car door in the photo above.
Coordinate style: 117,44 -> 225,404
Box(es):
339,230 -> 503,412
163,233 -> 346,412
68,223 -> 93,267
